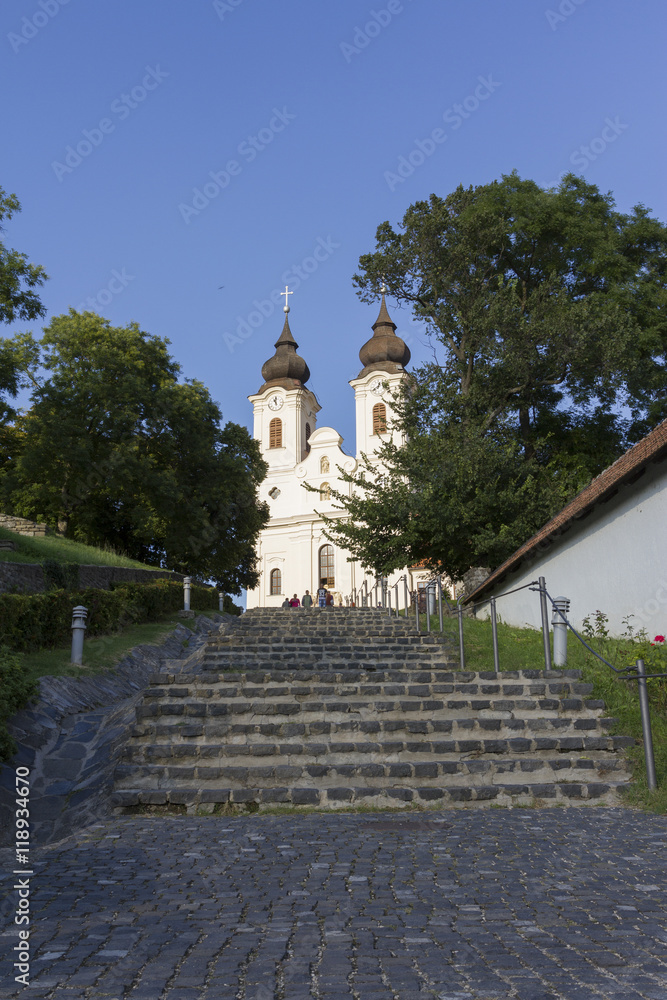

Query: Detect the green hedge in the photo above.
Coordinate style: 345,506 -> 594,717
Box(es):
0,579 -> 223,653
0,646 -> 39,760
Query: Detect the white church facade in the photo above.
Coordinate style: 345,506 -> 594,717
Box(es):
246,292 -> 430,609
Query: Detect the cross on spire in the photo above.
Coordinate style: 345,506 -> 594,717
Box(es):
281,285 -> 293,312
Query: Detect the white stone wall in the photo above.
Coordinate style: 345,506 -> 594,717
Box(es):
474,461 -> 667,639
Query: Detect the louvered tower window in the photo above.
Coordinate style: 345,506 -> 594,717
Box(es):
372,403 -> 387,434
269,418 -> 282,448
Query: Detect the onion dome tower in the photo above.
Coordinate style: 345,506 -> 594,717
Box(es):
249,288 -> 320,467
258,307 -> 310,392
356,291 -> 411,379
349,287 -> 410,458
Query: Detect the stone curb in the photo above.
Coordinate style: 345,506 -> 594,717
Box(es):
0,613 -> 231,846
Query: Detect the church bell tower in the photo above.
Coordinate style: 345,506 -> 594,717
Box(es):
248,290 -> 320,469
349,289 -> 411,458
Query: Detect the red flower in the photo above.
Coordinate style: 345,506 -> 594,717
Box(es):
651,635 -> 665,645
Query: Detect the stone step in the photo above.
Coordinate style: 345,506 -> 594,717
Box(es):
129,718 -> 624,742
114,755 -> 630,790
165,668 -> 585,684
120,733 -> 634,763
143,678 -> 596,698
134,695 -> 609,722
112,780 -> 630,811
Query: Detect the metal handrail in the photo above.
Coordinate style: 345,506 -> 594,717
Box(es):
538,583 -> 663,791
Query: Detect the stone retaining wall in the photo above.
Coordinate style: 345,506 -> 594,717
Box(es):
0,513 -> 48,536
0,563 -> 184,595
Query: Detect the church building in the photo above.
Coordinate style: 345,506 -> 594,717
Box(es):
246,290 -> 430,608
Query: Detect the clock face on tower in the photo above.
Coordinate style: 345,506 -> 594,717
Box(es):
267,394 -> 284,411
369,378 -> 385,396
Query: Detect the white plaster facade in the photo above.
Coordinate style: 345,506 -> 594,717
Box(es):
472,457 -> 667,638
246,302 -> 430,608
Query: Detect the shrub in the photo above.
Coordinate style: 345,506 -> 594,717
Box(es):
0,646 -> 39,761
0,580 -> 220,652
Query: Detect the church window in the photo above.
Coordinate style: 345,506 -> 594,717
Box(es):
269,418 -> 282,448
270,568 -> 282,594
268,487 -> 281,499
320,482 -> 330,500
372,403 -> 387,434
320,456 -> 330,474
305,422 -> 311,454
319,544 -> 334,587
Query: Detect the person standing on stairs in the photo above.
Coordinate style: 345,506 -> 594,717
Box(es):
302,590 -> 313,609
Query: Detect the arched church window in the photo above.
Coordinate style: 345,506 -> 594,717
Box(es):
320,482 -> 330,500
372,403 -> 387,435
319,544 -> 334,587
305,422 -> 311,454
269,418 -> 282,448
270,568 -> 282,595
320,456 -> 330,474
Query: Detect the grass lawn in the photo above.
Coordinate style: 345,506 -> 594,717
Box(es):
0,525 -> 158,569
405,609 -> 667,813
19,612 -> 193,685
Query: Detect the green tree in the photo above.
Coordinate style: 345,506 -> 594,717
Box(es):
0,311 -> 268,592
0,188 -> 48,326
0,189 -> 48,427
324,173 -> 667,579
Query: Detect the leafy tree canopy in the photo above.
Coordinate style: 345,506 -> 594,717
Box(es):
324,173 -> 667,580
0,311 -> 268,592
0,188 -> 47,327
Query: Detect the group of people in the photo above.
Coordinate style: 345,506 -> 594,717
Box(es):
281,583 -> 339,609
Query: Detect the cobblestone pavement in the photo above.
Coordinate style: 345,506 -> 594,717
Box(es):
1,808 -> 666,1000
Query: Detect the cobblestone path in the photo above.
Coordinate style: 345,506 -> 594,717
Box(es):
1,808 -> 666,1000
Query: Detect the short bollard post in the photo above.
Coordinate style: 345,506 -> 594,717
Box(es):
538,576 -> 552,672
415,591 -> 420,633
71,606 -> 88,665
394,582 -> 399,617
218,591 -> 224,613
387,590 -> 392,615
183,576 -> 192,612
490,597 -> 500,673
552,596 -> 570,666
636,658 -> 658,791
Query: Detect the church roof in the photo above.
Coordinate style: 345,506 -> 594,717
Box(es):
259,310 -> 311,392
357,293 -> 411,378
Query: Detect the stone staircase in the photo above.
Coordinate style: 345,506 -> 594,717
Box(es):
112,608 -> 634,812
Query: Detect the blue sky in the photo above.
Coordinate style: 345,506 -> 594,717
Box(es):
2,0 -> 666,452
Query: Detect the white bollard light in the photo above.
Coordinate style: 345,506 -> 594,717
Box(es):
183,576 -> 192,612
71,605 -> 88,665
218,591 -> 224,612
552,596 -> 570,666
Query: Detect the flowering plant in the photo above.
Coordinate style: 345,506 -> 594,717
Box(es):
651,635 -> 665,646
